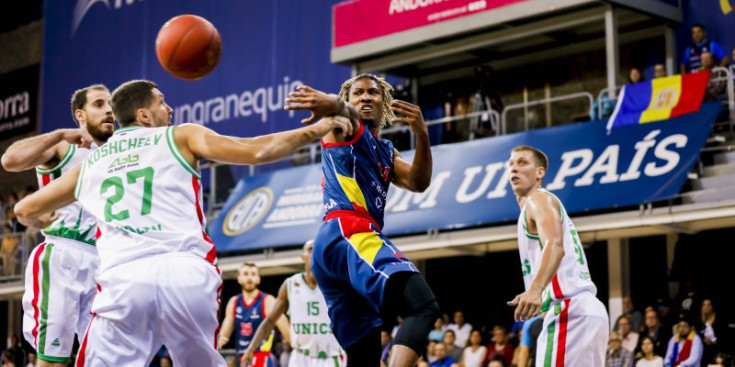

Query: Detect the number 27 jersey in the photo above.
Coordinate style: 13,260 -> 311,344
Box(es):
75,126 -> 216,274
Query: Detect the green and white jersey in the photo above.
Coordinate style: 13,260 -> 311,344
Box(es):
517,188 -> 596,312
75,126 -> 216,274
36,144 -> 97,246
286,273 -> 343,358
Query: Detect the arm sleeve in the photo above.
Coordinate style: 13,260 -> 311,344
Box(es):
710,41 -> 726,61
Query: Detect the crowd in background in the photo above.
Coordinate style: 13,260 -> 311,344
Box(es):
592,23 -> 735,123
3,283 -> 732,366
0,186 -> 36,279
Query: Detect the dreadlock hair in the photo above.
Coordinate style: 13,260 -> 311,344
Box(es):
338,73 -> 395,128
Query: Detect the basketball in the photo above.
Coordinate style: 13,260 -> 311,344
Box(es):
155,14 -> 222,81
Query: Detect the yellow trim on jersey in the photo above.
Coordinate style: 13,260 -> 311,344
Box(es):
347,231 -> 383,264
36,144 -> 76,174
336,174 -> 368,211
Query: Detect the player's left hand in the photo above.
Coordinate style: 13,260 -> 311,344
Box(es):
284,85 -> 341,124
390,100 -> 427,135
507,290 -> 543,322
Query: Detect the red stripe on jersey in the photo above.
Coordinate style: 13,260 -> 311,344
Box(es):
321,123 -> 365,148
556,299 -> 571,367
551,275 -> 564,299
242,290 -> 262,309
95,228 -> 101,241
191,175 -> 204,224
30,243 -> 47,345
77,313 -> 96,367
41,174 -> 51,187
192,175 -> 217,264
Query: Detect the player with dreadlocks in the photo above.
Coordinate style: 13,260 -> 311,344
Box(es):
285,74 -> 438,367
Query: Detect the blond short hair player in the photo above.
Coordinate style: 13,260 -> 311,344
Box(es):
506,145 -> 609,367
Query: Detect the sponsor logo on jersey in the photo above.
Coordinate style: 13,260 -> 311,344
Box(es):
236,306 -> 242,314
51,338 -> 60,347
223,187 -> 273,236
240,322 -> 253,337
250,309 -> 260,319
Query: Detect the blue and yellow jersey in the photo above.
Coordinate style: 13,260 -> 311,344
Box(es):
321,123 -> 395,229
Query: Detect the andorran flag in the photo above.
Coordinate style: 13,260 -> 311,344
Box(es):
606,71 -> 710,134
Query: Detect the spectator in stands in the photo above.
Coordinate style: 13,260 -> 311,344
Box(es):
711,353 -> 728,367
26,352 -> 36,367
6,335 -> 25,367
427,340 -> 439,363
430,342 -> 456,367
447,311 -> 472,347
640,308 -> 671,359
381,330 -> 394,365
590,92 -> 616,121
615,296 -> 643,332
392,316 -> 403,339
1,224 -> 19,276
460,330 -> 486,367
654,64 -> 667,78
629,68 -> 645,84
25,352 -> 35,367
698,299 -> 725,365
487,358 -> 504,367
681,24 -> 730,73
429,317 -> 445,343
443,330 -> 463,361
619,315 -> 640,354
636,336 -> 663,367
665,314 -> 703,367
607,331 -> 634,367
483,325 -> 514,367
2,350 -> 16,367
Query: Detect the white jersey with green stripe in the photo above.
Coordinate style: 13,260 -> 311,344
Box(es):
36,144 -> 97,246
75,126 -> 216,274
517,188 -> 596,312
286,273 -> 343,358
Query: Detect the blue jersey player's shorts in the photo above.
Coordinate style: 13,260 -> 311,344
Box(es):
311,213 -> 418,348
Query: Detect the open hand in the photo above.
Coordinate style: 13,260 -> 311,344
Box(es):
390,100 -> 427,134
284,85 -> 341,124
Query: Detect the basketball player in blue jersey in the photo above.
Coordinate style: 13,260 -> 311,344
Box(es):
2,84 -> 113,367
219,262 -> 290,366
285,75 -> 439,367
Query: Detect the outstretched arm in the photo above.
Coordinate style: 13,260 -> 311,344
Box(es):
391,100 -> 432,192
1,129 -> 93,171
174,115 -> 352,167
242,281 -> 290,366
14,163 -> 81,228
285,85 -> 361,145
218,296 -> 238,349
507,192 -> 564,321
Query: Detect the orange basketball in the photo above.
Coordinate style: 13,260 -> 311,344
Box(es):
155,14 -> 222,81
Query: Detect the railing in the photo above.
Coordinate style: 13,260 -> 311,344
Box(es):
0,230 -> 41,283
500,92 -> 594,134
